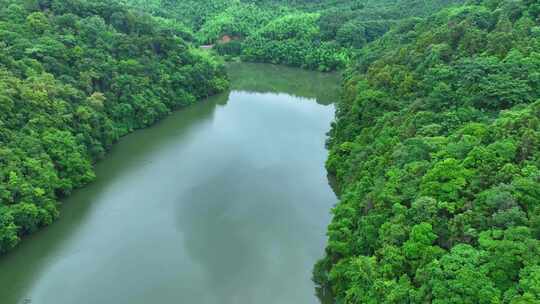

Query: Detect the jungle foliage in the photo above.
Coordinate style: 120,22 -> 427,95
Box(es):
127,0 -> 465,71
4,0 -> 540,302
315,0 -> 540,302
0,0 -> 228,254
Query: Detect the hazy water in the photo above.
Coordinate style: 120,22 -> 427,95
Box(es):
0,63 -> 340,304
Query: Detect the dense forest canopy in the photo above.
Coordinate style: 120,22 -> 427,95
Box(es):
126,0 -> 466,71
3,0 -> 540,303
314,0 -> 540,303
0,0 -> 228,254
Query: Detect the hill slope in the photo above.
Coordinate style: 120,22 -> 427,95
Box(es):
127,0 -> 465,71
315,0 -> 540,302
0,0 -> 228,254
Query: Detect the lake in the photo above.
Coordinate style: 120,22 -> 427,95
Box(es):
0,63 -> 340,304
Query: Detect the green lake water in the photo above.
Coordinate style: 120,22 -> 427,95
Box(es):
0,63 -> 340,304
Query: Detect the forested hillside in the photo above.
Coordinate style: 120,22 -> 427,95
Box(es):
3,0 -> 540,302
315,0 -> 540,302
127,0 -> 465,71
0,0 -> 228,253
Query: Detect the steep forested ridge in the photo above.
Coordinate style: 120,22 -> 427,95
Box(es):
0,0 -> 228,253
315,0 -> 540,302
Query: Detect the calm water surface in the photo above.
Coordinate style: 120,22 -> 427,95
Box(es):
0,63 -> 340,304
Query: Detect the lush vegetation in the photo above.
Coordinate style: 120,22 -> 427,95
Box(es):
0,0 -> 228,254
127,0 -> 465,71
4,0 -> 540,302
241,0 -> 466,71
315,0 -> 540,302
241,12 -> 349,71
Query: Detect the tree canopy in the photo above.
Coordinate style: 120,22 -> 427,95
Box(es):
3,0 -> 540,302
0,0 -> 228,254
314,0 -> 540,302
126,0 -> 465,71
